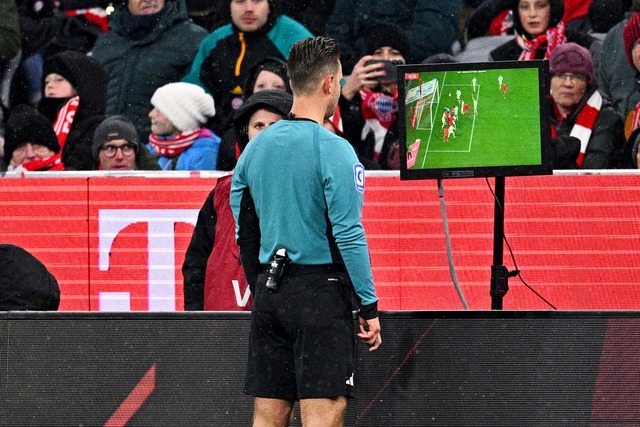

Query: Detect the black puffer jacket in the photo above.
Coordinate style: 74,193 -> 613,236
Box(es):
91,0 -> 208,142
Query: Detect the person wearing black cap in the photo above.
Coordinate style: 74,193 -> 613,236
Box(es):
2,104 -> 64,173
337,23 -> 410,170
216,56 -> 291,171
39,50 -> 107,170
548,42 -> 626,169
182,89 -> 292,311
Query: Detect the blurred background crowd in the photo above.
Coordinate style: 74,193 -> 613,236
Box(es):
1,0 -> 639,174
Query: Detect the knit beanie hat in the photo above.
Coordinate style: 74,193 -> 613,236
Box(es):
233,89 -> 293,150
243,56 -> 290,98
92,115 -> 140,160
624,13 -> 640,67
150,82 -> 216,132
549,42 -> 594,84
42,50 -> 105,93
4,104 -> 59,159
363,23 -> 412,61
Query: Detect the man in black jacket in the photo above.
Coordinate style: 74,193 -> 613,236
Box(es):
91,0 -> 208,143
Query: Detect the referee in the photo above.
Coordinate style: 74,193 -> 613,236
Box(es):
231,36 -> 381,426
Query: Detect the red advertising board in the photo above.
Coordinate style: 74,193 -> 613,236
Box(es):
2,173 -> 640,311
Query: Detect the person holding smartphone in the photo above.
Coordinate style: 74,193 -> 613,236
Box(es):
336,23 -> 410,170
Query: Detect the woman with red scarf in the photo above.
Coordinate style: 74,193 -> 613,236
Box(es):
548,43 -> 626,169
2,104 -> 64,173
490,0 -> 600,64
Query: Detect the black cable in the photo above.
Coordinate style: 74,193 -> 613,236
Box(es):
485,177 -> 558,310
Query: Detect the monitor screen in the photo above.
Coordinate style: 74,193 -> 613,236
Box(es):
398,60 -> 553,180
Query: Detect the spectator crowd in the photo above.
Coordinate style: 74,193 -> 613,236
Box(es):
1,0 -> 640,173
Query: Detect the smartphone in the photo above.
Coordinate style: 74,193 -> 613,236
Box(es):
364,59 -> 404,83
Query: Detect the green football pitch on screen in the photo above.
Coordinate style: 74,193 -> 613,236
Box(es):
405,67 -> 542,170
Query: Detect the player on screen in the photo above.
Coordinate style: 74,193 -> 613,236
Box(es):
447,109 -> 456,129
502,81 -> 508,98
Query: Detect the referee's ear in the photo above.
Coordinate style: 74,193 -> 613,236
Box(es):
323,74 -> 335,96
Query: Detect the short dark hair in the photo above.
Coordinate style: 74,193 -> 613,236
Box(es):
287,36 -> 341,95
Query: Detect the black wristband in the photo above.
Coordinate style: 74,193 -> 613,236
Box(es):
359,301 -> 378,320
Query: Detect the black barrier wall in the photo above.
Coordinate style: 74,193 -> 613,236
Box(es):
0,312 -> 639,426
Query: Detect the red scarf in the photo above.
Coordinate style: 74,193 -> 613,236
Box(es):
149,128 -> 209,157
64,8 -> 109,32
551,90 -> 602,168
21,154 -> 64,172
328,105 -> 343,135
360,88 -> 398,158
52,96 -> 80,149
516,21 -> 567,61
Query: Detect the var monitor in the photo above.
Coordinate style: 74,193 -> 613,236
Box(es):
398,60 -> 553,180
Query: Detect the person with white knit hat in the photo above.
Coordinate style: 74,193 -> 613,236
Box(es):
147,82 -> 221,171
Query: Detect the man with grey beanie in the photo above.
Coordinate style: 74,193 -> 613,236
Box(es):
92,115 -> 159,171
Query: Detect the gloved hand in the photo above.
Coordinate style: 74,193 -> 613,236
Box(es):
552,135 -> 581,169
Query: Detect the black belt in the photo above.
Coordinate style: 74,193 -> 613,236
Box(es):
262,263 -> 345,275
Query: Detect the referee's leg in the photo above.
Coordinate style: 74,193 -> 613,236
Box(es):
300,397 -> 347,427
253,397 -> 294,427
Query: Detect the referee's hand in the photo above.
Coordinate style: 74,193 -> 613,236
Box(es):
358,317 -> 381,351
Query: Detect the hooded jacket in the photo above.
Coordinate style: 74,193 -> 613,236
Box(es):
91,0 -> 208,142
39,50 -> 107,170
182,12 -> 311,134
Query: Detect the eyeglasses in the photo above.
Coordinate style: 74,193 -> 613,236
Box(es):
101,143 -> 136,158
552,72 -> 587,83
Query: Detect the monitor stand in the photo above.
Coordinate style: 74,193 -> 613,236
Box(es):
490,176 -> 518,310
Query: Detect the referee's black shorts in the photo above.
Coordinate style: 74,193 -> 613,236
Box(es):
244,264 -> 356,401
